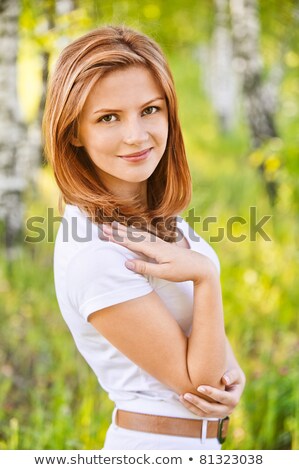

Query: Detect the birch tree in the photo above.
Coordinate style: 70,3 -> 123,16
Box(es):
210,0 -> 238,132
35,0 -> 77,164
0,0 -> 27,260
0,0 -> 78,260
229,0 -> 279,204
22,0 -> 77,171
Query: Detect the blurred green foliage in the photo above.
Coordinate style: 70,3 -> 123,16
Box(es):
1,0 -> 298,450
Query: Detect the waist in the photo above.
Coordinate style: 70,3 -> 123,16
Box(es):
114,396 -> 219,421
115,409 -> 229,442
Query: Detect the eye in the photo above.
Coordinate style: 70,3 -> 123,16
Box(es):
142,106 -> 160,115
98,114 -> 117,123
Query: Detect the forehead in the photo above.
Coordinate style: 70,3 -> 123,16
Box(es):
83,65 -> 165,111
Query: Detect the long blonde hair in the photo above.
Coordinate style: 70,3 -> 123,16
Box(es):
43,25 -> 192,242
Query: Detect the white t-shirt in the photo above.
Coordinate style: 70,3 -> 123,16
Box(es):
54,204 -> 221,420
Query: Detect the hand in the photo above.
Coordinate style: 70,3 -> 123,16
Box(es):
100,221 -> 217,284
178,368 -> 246,418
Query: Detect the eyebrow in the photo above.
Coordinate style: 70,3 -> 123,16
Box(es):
93,97 -> 165,114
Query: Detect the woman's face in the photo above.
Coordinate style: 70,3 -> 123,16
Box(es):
74,65 -> 169,202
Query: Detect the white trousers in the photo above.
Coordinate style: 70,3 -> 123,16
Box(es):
102,408 -> 222,450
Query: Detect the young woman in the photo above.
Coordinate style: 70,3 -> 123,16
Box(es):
43,25 -> 245,450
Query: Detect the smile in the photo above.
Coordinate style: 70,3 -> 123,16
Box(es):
119,148 -> 152,162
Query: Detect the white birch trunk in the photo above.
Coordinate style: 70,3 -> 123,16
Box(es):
197,0 -> 239,133
33,0 -> 76,167
229,0 -> 279,204
229,0 -> 278,145
0,0 -> 27,259
210,0 -> 238,132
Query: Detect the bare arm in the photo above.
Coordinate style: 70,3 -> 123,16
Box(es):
187,273 -> 226,389
179,337 -> 246,417
88,222 -> 227,398
224,337 -> 244,374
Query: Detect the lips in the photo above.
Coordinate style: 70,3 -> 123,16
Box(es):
119,147 -> 152,158
119,147 -> 152,162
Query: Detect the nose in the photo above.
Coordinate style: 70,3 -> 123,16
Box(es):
122,116 -> 149,146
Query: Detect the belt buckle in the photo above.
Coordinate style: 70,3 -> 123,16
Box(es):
217,416 -> 229,444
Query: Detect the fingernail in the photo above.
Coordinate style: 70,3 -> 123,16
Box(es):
103,224 -> 112,231
125,261 -> 135,270
223,375 -> 230,385
197,386 -> 206,393
99,234 -> 109,241
184,394 -> 193,400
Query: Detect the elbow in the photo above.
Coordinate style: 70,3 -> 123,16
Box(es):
170,365 -> 226,400
190,372 -> 226,391
187,356 -> 228,391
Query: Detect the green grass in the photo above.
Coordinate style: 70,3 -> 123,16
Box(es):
1,50 -> 298,450
0,228 -> 113,449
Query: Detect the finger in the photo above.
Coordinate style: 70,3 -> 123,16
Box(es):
125,257 -> 171,277
98,231 -> 111,241
102,223 -> 148,240
102,223 -> 160,253
179,396 -> 209,417
221,368 -> 241,387
99,224 -> 150,257
111,221 -> 158,242
112,221 -> 147,233
102,224 -> 149,250
196,386 -> 232,406
100,222 -> 191,281
179,395 -> 228,418
101,225 -> 173,277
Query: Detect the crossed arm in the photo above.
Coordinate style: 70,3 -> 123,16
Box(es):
95,222 -> 245,415
179,337 -> 246,417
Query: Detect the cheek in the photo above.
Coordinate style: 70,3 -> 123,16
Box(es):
83,128 -> 119,153
150,117 -> 168,141
159,121 -> 169,146
160,113 -> 169,133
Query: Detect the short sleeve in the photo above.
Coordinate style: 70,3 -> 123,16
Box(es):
178,216 -> 221,275
66,243 -> 154,321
